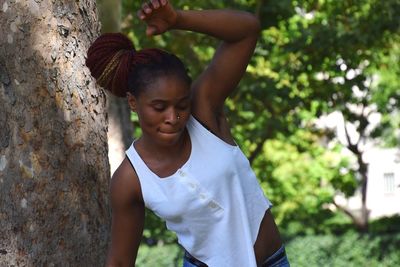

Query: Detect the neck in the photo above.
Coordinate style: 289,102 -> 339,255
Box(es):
138,130 -> 188,160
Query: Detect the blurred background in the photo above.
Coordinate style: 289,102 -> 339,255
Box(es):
99,0 -> 400,266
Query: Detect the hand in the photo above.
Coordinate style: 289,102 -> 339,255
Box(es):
137,0 -> 178,36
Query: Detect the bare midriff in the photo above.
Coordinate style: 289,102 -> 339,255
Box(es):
253,209 -> 283,266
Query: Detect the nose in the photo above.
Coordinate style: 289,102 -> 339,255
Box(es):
165,108 -> 179,124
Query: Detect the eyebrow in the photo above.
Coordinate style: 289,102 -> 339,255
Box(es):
150,95 -> 191,104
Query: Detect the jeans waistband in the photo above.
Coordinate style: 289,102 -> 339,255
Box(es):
184,251 -> 208,267
261,245 -> 288,267
183,245 -> 288,267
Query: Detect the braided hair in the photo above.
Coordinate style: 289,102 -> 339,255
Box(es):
86,33 -> 191,97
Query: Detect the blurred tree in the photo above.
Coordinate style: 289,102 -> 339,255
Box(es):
98,0 -> 122,32
253,0 -> 400,231
0,0 -> 110,265
97,0 -> 134,175
252,129 -> 357,233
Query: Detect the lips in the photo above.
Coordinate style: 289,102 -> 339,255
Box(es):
159,129 -> 181,135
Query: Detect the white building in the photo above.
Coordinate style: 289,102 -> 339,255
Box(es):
364,148 -> 400,218
317,111 -> 400,219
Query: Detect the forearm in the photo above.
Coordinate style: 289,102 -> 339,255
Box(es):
172,9 -> 260,43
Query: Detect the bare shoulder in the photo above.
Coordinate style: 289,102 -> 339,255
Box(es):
110,157 -> 144,206
106,158 -> 145,266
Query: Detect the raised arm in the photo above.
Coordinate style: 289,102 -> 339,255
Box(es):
105,158 -> 145,267
173,10 -> 260,115
138,1 -> 260,133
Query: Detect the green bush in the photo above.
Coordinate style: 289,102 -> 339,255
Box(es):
286,232 -> 400,267
135,215 -> 400,266
369,215 -> 400,234
136,243 -> 183,267
135,231 -> 400,267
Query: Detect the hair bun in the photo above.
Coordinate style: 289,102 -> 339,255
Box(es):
86,33 -> 135,97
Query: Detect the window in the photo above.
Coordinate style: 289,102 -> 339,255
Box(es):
383,173 -> 395,194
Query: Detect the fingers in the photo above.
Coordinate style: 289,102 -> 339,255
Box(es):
137,9 -> 145,20
137,0 -> 168,20
142,2 -> 152,14
152,0 -> 168,8
150,0 -> 160,9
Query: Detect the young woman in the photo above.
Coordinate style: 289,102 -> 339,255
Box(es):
86,1 -> 290,266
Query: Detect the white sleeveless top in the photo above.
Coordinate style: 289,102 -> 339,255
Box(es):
126,115 -> 272,266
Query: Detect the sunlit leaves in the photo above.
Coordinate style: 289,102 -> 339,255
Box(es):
253,129 -> 356,227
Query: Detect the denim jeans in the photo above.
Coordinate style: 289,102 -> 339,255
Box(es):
182,245 -> 290,267
261,245 -> 290,267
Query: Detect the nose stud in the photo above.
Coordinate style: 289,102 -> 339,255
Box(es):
177,115 -> 180,120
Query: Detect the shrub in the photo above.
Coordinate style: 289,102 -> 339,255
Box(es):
136,243 -> 183,267
286,231 -> 400,267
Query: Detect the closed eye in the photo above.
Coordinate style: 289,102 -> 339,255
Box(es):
152,104 -> 166,111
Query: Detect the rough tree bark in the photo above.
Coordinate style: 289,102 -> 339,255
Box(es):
0,0 -> 110,265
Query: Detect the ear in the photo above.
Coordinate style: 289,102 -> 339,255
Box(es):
127,92 -> 137,112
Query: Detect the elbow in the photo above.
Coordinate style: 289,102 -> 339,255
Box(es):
251,14 -> 262,35
252,15 -> 262,38
243,12 -> 261,39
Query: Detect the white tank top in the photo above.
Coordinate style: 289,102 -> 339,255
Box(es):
126,115 -> 272,266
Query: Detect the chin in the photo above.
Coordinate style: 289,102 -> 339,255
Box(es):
157,131 -> 183,145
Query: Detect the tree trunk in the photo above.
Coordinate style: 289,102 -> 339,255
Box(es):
106,92 -> 135,174
343,117 -> 370,232
357,154 -> 369,232
97,0 -> 134,175
98,0 -> 121,32
0,1 -> 110,265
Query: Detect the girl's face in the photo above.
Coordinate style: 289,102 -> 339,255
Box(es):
128,74 -> 192,147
